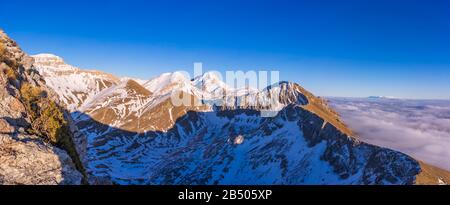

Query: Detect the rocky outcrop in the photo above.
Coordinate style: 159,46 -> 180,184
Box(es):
0,30 -> 84,185
0,134 -> 82,185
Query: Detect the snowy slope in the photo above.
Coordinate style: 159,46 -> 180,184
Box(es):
76,104 -> 421,185
71,75 -> 426,185
32,54 -> 120,111
32,53 -> 450,185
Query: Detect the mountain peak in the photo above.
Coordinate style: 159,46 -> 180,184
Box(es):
124,79 -> 152,96
32,53 -> 61,58
143,71 -> 191,95
31,53 -> 78,73
196,71 -> 221,81
32,53 -> 65,64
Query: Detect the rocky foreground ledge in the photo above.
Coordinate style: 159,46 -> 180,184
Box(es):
0,30 -> 84,184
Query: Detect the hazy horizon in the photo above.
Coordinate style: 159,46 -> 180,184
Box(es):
329,97 -> 450,170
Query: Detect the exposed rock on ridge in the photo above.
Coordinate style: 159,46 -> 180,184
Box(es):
0,30 -> 84,185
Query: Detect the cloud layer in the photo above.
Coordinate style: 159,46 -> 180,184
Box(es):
328,98 -> 450,171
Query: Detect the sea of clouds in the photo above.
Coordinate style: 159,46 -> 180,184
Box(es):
328,97 -> 450,171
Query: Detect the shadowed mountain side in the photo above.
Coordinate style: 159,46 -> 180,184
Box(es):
70,103 -> 445,185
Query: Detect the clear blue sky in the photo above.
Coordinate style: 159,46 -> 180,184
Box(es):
1,0 -> 449,99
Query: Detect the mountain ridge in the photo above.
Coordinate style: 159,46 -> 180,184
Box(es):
0,30 -> 84,184
30,52 -> 450,185
1,30 -> 449,185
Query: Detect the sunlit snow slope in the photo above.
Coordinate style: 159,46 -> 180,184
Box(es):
32,54 -> 450,185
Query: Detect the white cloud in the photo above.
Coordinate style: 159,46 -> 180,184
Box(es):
328,98 -> 450,171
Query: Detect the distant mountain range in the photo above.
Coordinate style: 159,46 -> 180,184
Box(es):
1,29 -> 449,185
367,96 -> 397,99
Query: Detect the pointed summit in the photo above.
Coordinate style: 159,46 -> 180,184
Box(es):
124,79 -> 153,97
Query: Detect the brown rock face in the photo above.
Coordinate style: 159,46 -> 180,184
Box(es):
0,29 -> 84,185
0,119 -> 14,133
0,134 -> 83,185
416,162 -> 450,185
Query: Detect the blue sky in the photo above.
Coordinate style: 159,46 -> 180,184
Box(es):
1,0 -> 449,99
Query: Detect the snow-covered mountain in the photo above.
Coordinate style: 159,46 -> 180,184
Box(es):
31,53 -> 450,185
32,54 -> 120,111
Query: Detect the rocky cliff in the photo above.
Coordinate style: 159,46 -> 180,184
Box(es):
0,30 -> 84,184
